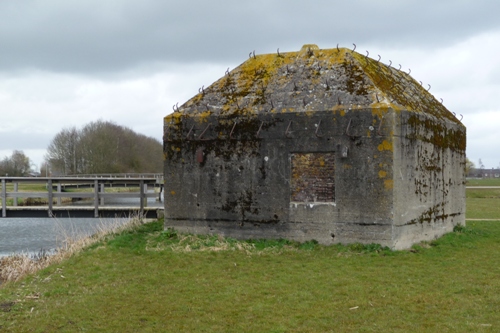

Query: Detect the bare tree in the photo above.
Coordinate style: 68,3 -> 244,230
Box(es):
46,120 -> 162,174
0,150 -> 32,176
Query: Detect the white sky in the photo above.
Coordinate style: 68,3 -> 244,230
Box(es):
1,0 -> 499,170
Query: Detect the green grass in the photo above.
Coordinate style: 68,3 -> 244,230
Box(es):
466,188 -> 500,219
1,219 -> 500,332
466,178 -> 500,186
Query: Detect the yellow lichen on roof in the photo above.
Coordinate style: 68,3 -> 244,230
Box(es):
173,45 -> 461,125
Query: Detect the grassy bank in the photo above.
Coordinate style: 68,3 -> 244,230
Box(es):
1,219 -> 500,332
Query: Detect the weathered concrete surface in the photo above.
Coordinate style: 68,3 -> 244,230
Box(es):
164,45 -> 466,249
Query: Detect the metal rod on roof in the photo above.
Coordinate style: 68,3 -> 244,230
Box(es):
229,121 -> 237,139
285,120 -> 292,137
345,119 -> 353,138
315,119 -> 323,138
186,124 -> 195,140
377,116 -> 384,136
256,121 -> 264,138
199,124 -> 211,140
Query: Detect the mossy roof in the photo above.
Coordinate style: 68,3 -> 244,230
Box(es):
173,44 -> 461,124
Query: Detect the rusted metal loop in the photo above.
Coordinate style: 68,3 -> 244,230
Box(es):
186,124 -> 195,140
199,124 -> 211,140
229,121 -> 237,139
256,121 -> 264,138
315,119 -> 323,138
285,120 -> 293,137
172,102 -> 180,112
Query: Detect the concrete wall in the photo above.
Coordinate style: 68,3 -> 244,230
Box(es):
164,108 -> 397,246
391,110 -> 466,249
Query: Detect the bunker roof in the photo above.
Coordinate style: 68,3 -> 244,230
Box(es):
172,44 -> 461,125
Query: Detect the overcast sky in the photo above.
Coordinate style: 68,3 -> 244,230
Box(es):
1,0 -> 499,170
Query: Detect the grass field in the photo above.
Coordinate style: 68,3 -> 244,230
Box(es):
0,195 -> 499,332
466,177 -> 500,186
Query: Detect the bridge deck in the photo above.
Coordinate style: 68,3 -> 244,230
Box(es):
1,176 -> 164,218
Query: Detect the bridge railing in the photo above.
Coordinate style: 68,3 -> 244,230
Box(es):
0,177 -> 162,218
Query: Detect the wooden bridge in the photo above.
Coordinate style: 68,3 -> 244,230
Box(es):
1,176 -> 164,218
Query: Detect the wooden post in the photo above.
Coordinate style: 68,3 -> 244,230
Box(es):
13,182 -> 18,207
94,179 -> 99,218
139,179 -> 145,215
100,183 -> 105,206
57,183 -> 62,205
1,179 -> 6,218
47,179 -> 53,217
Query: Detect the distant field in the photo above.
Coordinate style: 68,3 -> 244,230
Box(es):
466,177 -> 500,186
466,186 -> 500,219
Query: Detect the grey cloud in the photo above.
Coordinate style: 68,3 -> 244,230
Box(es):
1,0 -> 499,74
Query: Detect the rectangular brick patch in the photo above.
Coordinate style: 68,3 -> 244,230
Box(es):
290,153 -> 335,202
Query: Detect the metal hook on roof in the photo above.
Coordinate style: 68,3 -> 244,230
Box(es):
398,64 -> 402,71
253,50 -> 256,59
198,86 -> 205,94
427,84 -> 431,91
337,43 -> 340,52
315,119 -> 324,138
440,98 -> 443,104
388,60 -> 392,67
365,50 -> 369,58
419,81 -> 423,86
407,68 -> 411,74
459,114 -> 463,121
277,48 -> 281,57
173,103 -> 179,112
225,68 -> 230,76
377,55 -> 381,63
352,43 -> 356,52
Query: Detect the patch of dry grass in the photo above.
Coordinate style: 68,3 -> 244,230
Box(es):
0,215 -> 145,284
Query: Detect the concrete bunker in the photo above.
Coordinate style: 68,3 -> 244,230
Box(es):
163,44 -> 466,250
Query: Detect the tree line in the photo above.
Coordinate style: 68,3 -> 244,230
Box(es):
0,150 -> 32,176
44,120 -> 163,175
